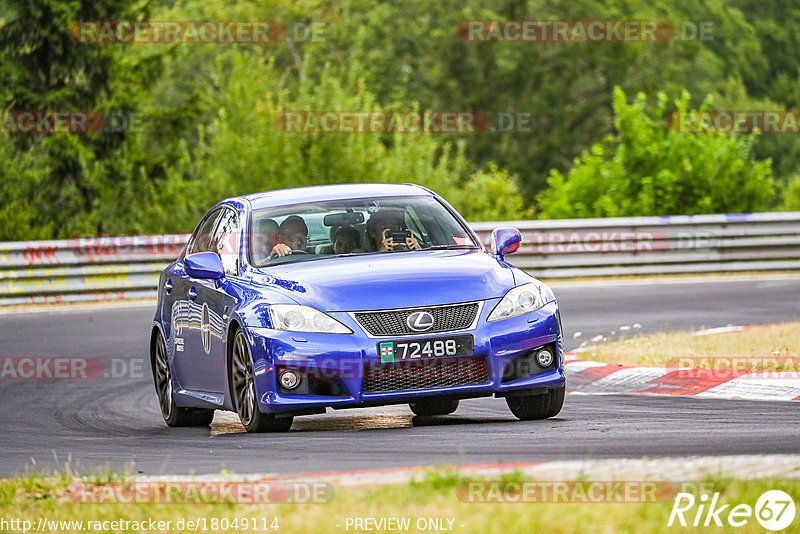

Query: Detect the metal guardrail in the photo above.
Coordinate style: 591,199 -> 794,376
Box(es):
471,211 -> 800,278
1,212 -> 799,306
0,235 -> 188,306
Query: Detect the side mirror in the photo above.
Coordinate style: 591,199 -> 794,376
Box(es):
185,252 -> 225,280
491,228 -> 521,259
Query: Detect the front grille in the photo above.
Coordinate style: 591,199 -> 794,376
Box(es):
354,303 -> 479,337
362,357 -> 489,393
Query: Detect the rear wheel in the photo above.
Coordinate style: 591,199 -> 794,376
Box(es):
230,330 -> 293,433
506,386 -> 565,420
152,330 -> 214,427
409,398 -> 460,416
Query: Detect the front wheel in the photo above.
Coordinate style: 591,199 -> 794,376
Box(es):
409,398 -> 459,416
152,330 -> 214,427
506,386 -> 565,420
230,330 -> 293,433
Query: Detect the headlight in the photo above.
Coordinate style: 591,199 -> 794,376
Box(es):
487,283 -> 545,322
268,305 -> 352,334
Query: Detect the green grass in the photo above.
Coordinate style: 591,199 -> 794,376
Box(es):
578,322 -> 800,370
2,470 -> 798,533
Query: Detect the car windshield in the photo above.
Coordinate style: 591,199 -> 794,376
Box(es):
249,195 -> 479,268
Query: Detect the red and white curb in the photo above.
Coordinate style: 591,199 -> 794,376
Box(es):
132,455 -> 800,486
564,354 -> 800,402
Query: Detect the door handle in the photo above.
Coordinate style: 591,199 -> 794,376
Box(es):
188,287 -> 198,300
164,279 -> 173,294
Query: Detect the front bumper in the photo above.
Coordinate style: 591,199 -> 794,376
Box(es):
245,301 -> 564,414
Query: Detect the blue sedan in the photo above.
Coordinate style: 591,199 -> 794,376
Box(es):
150,183 -> 565,432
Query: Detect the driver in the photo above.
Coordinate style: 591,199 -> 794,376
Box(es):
366,209 -> 421,252
269,215 -> 309,258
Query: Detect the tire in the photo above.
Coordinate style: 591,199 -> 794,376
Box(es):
152,330 -> 214,427
230,329 -> 293,433
506,385 -> 565,420
409,398 -> 460,416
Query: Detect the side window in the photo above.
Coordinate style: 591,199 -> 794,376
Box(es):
187,209 -> 222,255
212,208 -> 240,276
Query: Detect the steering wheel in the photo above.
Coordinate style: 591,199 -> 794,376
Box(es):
260,249 -> 309,265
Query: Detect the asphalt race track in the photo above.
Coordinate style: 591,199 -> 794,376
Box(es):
1,276 -> 798,476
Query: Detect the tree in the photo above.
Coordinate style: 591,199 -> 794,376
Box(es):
0,0 -> 153,236
95,53 -> 533,234
780,175 -> 800,211
536,87 -> 774,218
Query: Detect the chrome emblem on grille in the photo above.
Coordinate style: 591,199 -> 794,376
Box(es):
406,311 -> 435,332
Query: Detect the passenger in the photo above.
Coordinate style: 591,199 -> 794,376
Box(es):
366,209 -> 421,252
270,215 -> 309,258
254,218 -> 279,263
333,225 -> 361,254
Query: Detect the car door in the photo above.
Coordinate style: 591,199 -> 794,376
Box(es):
170,207 -> 222,392
181,206 -> 240,394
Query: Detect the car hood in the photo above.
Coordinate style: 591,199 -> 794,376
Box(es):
249,250 -> 515,311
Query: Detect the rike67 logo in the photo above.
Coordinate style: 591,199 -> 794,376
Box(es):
668,490 -> 796,531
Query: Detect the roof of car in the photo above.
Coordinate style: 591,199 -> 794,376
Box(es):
240,183 -> 434,210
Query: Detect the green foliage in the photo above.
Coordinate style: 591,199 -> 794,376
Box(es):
1,0 -> 799,239
0,0 -> 143,111
537,87 -> 774,218
90,51 -> 532,235
780,174 -> 800,211
409,469 -> 468,494
0,134 -> 54,240
446,165 -> 534,222
308,0 -> 733,194
0,0 -> 155,236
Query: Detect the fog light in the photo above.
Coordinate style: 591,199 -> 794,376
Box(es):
279,369 -> 301,390
536,349 -> 554,367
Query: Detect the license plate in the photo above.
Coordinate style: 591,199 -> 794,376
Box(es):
377,335 -> 474,363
